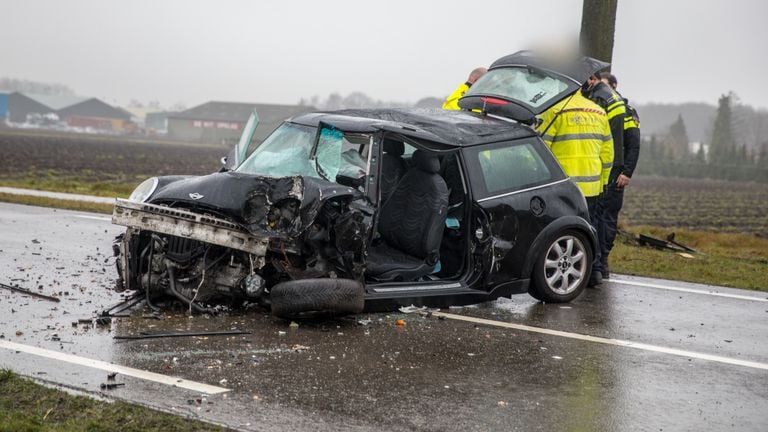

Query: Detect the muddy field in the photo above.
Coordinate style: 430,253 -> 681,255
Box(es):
0,130 -> 223,194
1,130 -> 766,234
623,176 -> 768,235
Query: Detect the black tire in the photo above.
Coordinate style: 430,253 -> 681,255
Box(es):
270,278 -> 365,319
529,230 -> 592,303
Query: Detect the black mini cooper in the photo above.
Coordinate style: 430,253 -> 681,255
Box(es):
112,53 -> 602,317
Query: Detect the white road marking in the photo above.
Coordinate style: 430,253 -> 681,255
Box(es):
431,311 -> 768,371
0,340 -> 230,394
73,215 -> 112,222
0,187 -> 115,204
610,277 -> 768,302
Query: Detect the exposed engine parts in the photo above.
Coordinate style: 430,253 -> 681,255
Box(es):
113,192 -> 370,313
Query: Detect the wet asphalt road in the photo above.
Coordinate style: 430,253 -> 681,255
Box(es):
1,202 -> 767,431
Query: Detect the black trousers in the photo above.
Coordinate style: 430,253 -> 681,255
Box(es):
598,169 -> 625,267
586,195 -> 603,276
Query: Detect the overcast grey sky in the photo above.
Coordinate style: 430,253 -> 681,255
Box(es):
1,0 -> 766,108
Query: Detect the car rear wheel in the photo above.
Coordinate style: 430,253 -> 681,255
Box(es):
529,230 -> 592,303
270,278 -> 365,319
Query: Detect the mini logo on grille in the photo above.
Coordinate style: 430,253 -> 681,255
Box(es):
189,193 -> 204,200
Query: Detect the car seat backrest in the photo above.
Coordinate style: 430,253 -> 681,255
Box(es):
378,150 -> 448,263
380,139 -> 408,202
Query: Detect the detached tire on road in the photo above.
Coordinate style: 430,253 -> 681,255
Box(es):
270,278 -> 365,319
529,230 -> 592,303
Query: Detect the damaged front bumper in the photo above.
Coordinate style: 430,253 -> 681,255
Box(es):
112,198 -> 269,255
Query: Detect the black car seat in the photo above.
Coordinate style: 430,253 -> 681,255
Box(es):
367,150 -> 449,281
379,138 -> 408,203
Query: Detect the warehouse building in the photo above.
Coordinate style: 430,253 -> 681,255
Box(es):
167,101 -> 312,144
3,92 -> 134,133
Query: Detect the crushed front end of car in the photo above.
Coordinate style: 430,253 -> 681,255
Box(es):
112,173 -> 373,315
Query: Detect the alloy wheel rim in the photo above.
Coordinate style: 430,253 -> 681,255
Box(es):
543,235 -> 586,295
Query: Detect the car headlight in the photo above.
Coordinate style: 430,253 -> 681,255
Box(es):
129,177 -> 159,202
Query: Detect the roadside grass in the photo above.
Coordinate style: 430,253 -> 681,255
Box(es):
0,193 -> 113,214
0,369 -> 226,432
610,226 -> 768,292
0,176 -> 136,198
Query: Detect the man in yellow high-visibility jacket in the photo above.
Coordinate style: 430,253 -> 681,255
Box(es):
442,67 -> 487,110
537,91 -> 613,286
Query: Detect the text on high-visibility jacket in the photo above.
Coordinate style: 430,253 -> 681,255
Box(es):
537,92 -> 614,198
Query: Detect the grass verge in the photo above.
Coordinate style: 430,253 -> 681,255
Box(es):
0,179 -> 134,198
0,369 -> 226,432
610,226 -> 768,292
0,193 -> 113,215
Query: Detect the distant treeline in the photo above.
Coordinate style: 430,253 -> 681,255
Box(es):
638,93 -> 768,183
0,77 -> 75,96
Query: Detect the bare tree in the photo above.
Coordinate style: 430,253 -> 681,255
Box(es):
580,0 -> 618,66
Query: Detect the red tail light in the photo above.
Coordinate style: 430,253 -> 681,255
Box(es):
480,97 -> 509,105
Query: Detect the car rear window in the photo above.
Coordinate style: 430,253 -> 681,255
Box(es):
464,139 -> 561,198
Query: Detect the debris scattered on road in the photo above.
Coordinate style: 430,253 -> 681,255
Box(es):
395,319 -> 406,327
399,305 -> 427,314
107,372 -> 117,380
357,318 -> 372,326
1,282 -> 60,302
114,330 -> 251,340
100,382 -> 125,390
289,321 -> 299,329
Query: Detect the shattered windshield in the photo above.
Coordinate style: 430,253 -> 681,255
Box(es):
236,123 -> 320,178
236,122 -> 370,189
316,126 -> 370,187
466,67 -> 570,109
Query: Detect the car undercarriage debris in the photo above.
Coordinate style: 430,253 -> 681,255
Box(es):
1,282 -> 60,302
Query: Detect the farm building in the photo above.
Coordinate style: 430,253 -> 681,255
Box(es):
4,92 -> 56,123
167,101 -> 313,144
3,92 -> 135,133
0,92 -> 7,122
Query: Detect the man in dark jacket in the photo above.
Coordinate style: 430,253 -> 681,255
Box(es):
597,72 -> 641,278
582,73 -> 626,286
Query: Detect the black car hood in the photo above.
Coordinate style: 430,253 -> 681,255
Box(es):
149,172 -> 361,237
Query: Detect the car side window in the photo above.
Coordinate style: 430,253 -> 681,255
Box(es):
468,140 -> 555,197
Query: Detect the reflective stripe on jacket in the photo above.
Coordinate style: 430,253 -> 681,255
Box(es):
537,92 -> 614,197
442,82 -> 470,110
586,83 -> 626,167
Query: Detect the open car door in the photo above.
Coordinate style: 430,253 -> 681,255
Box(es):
223,110 -> 260,170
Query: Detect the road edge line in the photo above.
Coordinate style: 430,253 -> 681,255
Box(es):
431,311 -> 768,371
0,340 -> 230,394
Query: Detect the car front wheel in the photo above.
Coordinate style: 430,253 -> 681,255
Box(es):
529,230 -> 592,303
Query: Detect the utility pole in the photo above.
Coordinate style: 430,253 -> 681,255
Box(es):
580,0 -> 618,67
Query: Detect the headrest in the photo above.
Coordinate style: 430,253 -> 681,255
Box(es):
412,150 -> 440,174
383,138 -> 404,156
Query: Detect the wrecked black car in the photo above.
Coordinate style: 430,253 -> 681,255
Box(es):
113,66 -> 598,316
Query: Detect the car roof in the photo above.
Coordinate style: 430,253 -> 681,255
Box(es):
289,108 -> 538,147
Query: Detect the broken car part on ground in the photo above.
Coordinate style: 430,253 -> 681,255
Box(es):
111,52 -> 607,318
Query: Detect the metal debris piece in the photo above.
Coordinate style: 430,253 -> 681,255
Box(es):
113,330 -> 251,340
1,282 -> 60,302
666,232 -> 697,253
627,231 -> 698,254
100,382 -> 125,390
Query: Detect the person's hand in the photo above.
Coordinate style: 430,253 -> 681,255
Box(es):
616,174 -> 631,188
